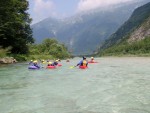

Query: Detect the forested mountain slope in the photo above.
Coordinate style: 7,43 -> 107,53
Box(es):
98,2 -> 150,56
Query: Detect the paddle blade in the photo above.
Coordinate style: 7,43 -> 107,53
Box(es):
70,66 -> 75,69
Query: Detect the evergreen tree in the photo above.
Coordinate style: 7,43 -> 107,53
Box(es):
0,0 -> 34,54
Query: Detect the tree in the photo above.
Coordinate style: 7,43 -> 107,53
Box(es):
0,0 -> 34,54
29,38 -> 70,59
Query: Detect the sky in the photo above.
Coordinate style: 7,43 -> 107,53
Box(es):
27,0 -> 136,24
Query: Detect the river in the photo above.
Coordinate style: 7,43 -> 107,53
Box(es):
0,57 -> 150,113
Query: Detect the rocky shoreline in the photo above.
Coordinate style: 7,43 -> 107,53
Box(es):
0,57 -> 17,64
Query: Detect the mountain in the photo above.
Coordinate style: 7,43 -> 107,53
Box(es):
32,0 -> 149,55
98,2 -> 150,56
32,18 -> 60,43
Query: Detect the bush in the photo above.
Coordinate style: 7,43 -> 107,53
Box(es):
0,47 -> 11,58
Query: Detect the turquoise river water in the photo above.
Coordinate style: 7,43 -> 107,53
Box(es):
0,57 -> 150,113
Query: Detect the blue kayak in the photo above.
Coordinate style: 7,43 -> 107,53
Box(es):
28,66 -> 40,69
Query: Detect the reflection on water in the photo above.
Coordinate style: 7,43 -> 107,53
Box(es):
0,57 -> 150,113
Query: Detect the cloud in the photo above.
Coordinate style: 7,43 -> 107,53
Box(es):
32,0 -> 56,23
77,0 -> 134,12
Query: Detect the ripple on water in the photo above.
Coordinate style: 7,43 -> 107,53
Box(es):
120,108 -> 150,113
0,58 -> 150,113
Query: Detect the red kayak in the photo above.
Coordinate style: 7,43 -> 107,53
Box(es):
57,64 -> 62,66
88,61 -> 98,63
79,66 -> 88,69
46,66 -> 56,69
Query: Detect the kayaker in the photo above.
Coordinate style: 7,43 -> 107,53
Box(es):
76,57 -> 88,67
90,57 -> 94,62
47,62 -> 53,66
41,59 -> 46,64
58,59 -> 61,62
52,60 -> 59,66
66,59 -> 70,62
33,60 -> 40,68
29,60 -> 33,65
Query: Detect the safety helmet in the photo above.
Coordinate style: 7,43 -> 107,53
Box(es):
33,60 -> 37,63
83,56 -> 86,59
48,62 -> 52,64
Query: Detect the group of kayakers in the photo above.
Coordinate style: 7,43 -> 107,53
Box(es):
28,57 -> 96,69
47,60 -> 59,66
29,59 -> 61,68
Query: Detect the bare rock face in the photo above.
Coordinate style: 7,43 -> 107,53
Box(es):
128,17 -> 150,43
0,57 -> 17,64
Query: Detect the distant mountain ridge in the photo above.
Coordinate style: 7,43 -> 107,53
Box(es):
98,2 -> 150,56
32,0 -> 149,55
31,18 -> 60,43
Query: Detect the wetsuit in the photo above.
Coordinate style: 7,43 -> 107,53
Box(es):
52,62 -> 58,66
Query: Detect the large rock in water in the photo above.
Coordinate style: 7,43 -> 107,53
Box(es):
0,57 -> 17,64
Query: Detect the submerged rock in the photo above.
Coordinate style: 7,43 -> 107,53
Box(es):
0,57 -> 17,64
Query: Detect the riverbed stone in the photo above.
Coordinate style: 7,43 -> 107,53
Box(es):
0,57 -> 17,64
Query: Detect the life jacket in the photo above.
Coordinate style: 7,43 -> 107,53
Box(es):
82,60 -> 87,66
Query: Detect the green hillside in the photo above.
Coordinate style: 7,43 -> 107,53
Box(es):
98,2 -> 150,56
